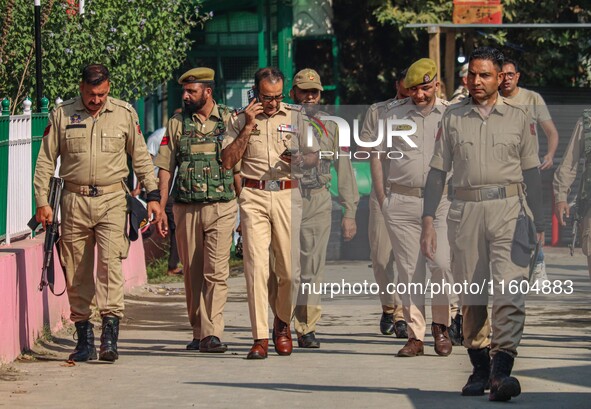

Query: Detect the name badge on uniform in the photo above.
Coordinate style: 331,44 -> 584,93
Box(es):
277,124 -> 297,142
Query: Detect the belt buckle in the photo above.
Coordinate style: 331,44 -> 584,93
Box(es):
88,185 -> 99,197
265,180 -> 281,192
482,187 -> 499,200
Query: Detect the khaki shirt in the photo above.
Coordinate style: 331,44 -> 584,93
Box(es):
503,87 -> 552,124
359,98 -> 397,144
430,96 -> 540,188
553,118 -> 583,203
376,97 -> 448,188
307,109 -> 359,218
154,102 -> 236,172
34,96 -> 157,207
223,102 -> 320,181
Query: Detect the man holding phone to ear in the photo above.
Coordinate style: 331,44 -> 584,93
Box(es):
221,67 -> 320,359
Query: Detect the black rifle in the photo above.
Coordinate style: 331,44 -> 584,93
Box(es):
568,199 -> 580,257
28,177 -> 65,295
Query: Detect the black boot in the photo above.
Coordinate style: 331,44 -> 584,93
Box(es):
99,316 -> 120,362
447,314 -> 463,346
489,351 -> 521,401
69,320 -> 97,362
462,347 -> 490,396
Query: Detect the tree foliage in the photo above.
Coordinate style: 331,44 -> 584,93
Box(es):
372,0 -> 591,87
0,0 -> 211,113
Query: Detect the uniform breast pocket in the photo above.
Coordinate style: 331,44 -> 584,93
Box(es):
101,129 -> 125,153
246,134 -> 264,157
493,133 -> 520,162
453,140 -> 473,161
65,129 -> 88,154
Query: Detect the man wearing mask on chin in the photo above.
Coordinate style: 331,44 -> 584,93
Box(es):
155,67 -> 239,354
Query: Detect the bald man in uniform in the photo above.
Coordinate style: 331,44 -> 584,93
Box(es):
374,58 -> 453,358
421,47 -> 544,401
34,64 -> 161,363
155,67 -> 238,353
222,67 -> 320,359
290,68 -> 359,348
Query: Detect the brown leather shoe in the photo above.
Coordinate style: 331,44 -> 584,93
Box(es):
397,338 -> 424,357
273,316 -> 293,356
246,339 -> 268,360
431,322 -> 452,356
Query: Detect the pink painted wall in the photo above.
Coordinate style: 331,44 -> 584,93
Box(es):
0,234 -> 147,363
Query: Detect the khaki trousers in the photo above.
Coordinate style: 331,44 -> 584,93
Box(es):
447,195 -> 528,358
173,200 -> 237,340
240,187 -> 302,340
60,190 -> 129,322
294,188 -> 332,336
369,190 -> 404,320
383,193 -> 452,341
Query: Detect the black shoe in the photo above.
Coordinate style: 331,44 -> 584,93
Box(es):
297,332 -> 320,348
186,338 -> 200,351
380,313 -> 395,335
394,320 -> 408,339
448,314 -> 463,346
99,316 -> 120,362
199,336 -> 228,353
462,347 -> 491,396
69,320 -> 97,362
489,351 -> 521,401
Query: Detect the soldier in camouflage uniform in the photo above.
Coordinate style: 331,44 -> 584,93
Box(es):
290,69 -> 359,348
34,64 -> 162,363
155,68 -> 238,353
554,109 -> 591,279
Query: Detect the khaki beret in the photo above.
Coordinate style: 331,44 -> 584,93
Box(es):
293,68 -> 323,91
178,67 -> 215,84
404,58 -> 437,88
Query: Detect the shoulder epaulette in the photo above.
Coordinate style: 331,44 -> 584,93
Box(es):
283,103 -> 302,111
440,99 -> 450,107
385,98 -> 408,110
232,106 -> 246,116
60,98 -> 76,107
110,98 -> 134,112
446,97 -> 471,112
501,96 -> 527,114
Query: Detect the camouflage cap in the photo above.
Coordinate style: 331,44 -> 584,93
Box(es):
178,67 -> 215,84
293,68 -> 324,91
403,58 -> 437,88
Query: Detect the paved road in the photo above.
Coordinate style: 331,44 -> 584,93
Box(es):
1,247 -> 590,408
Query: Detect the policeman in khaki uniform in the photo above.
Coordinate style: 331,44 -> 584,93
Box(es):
221,67 -> 320,359
371,59 -> 453,358
360,74 -> 408,339
289,69 -> 359,348
421,47 -> 544,401
34,64 -> 161,363
155,68 -> 238,353
554,111 -> 591,278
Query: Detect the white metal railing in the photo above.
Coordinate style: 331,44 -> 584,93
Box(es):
6,107 -> 32,244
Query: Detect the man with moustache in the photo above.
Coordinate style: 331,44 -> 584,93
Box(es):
155,67 -> 239,353
221,67 -> 320,359
421,47 -> 544,401
34,64 -> 162,363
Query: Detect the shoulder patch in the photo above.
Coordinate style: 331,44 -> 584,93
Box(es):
283,103 -> 302,111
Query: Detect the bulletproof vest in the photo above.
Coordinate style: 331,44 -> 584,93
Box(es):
299,113 -> 332,190
577,109 -> 591,218
173,108 -> 235,203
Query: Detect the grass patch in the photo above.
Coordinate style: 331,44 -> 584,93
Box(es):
147,251 -> 244,284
